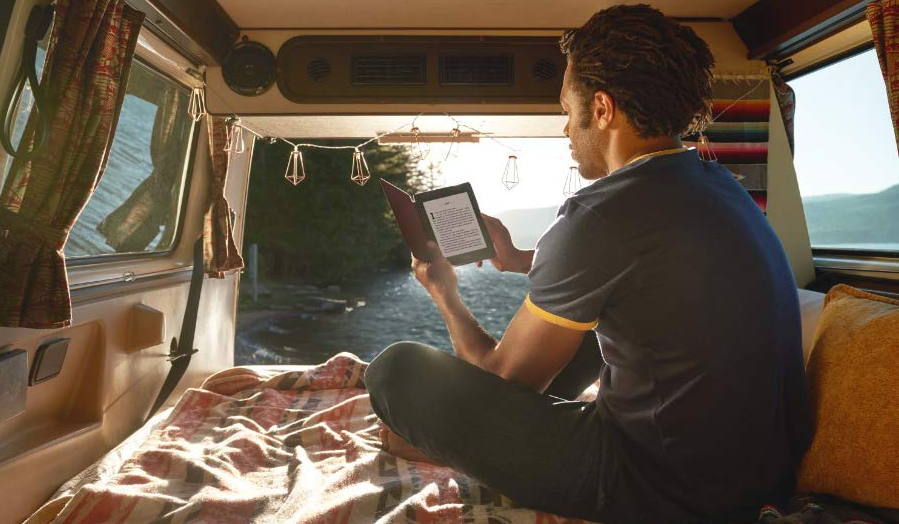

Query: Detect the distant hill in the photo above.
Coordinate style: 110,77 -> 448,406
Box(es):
495,206 -> 559,249
494,183 -> 899,251
803,183 -> 899,247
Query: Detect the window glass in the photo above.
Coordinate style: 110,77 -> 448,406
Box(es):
790,48 -> 899,253
1,22 -> 51,184
64,60 -> 194,258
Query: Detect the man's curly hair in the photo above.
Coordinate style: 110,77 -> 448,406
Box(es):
560,4 -> 715,138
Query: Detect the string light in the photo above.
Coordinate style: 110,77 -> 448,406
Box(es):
443,127 -> 461,160
563,166 -> 582,197
225,117 -> 246,154
215,112 -> 569,190
284,144 -> 306,185
502,155 -> 519,190
697,132 -> 717,162
188,87 -> 206,122
350,148 -> 371,186
410,126 -> 430,161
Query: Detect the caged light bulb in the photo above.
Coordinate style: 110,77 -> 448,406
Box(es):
697,133 -> 717,162
443,127 -> 461,160
502,155 -> 519,190
351,148 -> 371,186
410,126 -> 430,161
225,118 -> 246,154
563,166 -> 582,197
187,87 -> 206,122
284,145 -> 306,185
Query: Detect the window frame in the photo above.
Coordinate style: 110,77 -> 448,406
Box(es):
782,41 -> 874,82
786,40 -> 899,274
65,55 -> 199,266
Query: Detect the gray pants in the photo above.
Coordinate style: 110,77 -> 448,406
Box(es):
364,335 -> 617,521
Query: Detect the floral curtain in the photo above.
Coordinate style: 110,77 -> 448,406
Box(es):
96,87 -> 189,251
204,117 -> 244,278
0,0 -> 144,328
771,70 -> 795,157
868,1 -> 899,154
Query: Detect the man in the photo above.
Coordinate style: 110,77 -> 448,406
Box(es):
365,5 -> 812,523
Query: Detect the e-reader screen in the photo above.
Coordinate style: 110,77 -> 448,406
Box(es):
415,183 -> 495,265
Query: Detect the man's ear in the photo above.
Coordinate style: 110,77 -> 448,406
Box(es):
593,90 -> 614,130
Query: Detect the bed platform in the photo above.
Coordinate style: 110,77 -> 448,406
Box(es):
19,290 -> 899,524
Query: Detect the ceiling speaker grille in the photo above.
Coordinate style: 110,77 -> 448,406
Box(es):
352,56 -> 426,85
306,58 -> 332,82
440,55 -> 513,86
532,59 -> 557,81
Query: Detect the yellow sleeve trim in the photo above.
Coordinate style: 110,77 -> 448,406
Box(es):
525,294 -> 598,331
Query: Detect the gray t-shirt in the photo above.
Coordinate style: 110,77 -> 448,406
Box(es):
527,149 -> 811,520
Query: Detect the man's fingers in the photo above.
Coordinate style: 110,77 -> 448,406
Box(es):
482,214 -> 505,230
482,214 -> 512,244
425,241 -> 446,261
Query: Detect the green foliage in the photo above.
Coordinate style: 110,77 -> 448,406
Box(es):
244,139 -> 428,283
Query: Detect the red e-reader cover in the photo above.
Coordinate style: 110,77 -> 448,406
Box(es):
379,179 -> 429,260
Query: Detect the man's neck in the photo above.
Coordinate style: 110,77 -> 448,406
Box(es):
606,136 -> 684,174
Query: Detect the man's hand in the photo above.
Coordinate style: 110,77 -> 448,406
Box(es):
477,214 -> 534,274
412,242 -> 458,300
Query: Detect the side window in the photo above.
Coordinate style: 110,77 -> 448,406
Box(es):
0,18 -> 50,184
790,48 -> 899,254
64,60 -> 194,258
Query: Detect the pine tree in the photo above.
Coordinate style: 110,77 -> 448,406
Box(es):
245,139 -> 428,283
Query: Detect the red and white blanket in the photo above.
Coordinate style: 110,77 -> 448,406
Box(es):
26,353 -> 598,524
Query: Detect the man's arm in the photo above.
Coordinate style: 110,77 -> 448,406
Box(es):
414,243 -> 587,391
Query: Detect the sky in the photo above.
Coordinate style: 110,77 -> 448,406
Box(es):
790,48 -> 899,196
418,137 -> 574,215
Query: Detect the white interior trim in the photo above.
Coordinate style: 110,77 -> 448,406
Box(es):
217,0 -> 758,29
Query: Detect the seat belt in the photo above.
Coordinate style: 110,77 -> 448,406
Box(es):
145,237 -> 204,422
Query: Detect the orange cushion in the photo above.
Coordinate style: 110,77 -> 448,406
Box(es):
796,284 -> 899,508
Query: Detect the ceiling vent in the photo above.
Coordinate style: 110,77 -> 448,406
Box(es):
306,58 -> 331,82
439,55 -> 513,86
352,55 -> 426,85
277,36 -> 564,104
532,59 -> 558,81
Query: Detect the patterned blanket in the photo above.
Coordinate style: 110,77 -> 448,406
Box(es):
26,352 -> 895,524
25,353 -> 597,524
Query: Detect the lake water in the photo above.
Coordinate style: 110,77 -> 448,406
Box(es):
235,264 -> 530,365
5,48 -> 162,258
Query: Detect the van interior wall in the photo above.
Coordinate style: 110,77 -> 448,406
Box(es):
767,85 -> 815,287
0,12 -> 251,520
0,9 -> 817,521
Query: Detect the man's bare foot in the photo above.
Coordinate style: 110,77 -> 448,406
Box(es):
379,425 -> 444,466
